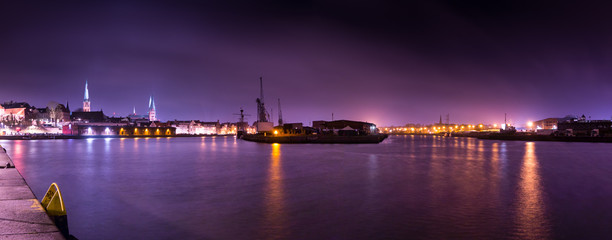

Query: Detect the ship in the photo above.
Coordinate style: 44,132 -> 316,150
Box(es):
241,77 -> 387,144
241,119 -> 388,144
241,132 -> 388,144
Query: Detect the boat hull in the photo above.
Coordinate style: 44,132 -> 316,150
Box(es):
241,134 -> 388,144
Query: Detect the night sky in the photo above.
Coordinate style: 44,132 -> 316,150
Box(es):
2,1 -> 612,126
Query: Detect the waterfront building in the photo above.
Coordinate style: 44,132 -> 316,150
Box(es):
0,102 -> 32,126
127,106 -> 149,125
83,80 -> 90,112
533,118 -> 559,130
71,81 -> 101,122
313,120 -> 378,135
107,116 -> 127,123
557,117 -> 612,137
202,121 -> 221,135
51,103 -> 71,125
0,105 -> 25,122
168,120 -> 220,135
0,101 -> 73,135
219,122 -> 236,135
71,111 -> 107,123
128,97 -> 158,123
33,108 -> 50,125
63,123 -> 175,136
278,123 -> 304,134
169,120 -> 191,134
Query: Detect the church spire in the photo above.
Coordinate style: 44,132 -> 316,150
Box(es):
149,96 -> 156,111
148,96 -> 156,121
83,80 -> 90,112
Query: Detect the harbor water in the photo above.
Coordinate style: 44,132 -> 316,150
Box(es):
1,135 -> 611,239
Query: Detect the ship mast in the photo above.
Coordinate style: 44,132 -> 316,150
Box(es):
278,98 -> 283,125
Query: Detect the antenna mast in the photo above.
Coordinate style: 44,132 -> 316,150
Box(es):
278,98 -> 283,125
505,113 -> 507,126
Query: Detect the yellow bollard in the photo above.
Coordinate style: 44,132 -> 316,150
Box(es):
41,183 -> 69,237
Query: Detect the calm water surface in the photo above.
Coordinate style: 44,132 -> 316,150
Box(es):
1,135 -> 612,239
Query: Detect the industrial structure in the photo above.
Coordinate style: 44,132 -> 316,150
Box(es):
254,77 -> 273,132
277,98 -> 283,126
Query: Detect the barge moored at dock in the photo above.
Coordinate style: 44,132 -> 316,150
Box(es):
241,133 -> 388,144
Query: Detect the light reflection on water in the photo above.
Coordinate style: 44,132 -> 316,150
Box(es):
515,142 -> 550,239
1,136 -> 611,239
262,143 -> 287,239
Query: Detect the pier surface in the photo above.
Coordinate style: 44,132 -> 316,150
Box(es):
0,146 -> 64,239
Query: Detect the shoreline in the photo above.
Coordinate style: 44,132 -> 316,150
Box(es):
5,133 -> 610,143
0,134 -> 236,140
387,133 -> 612,143
241,134 -> 388,144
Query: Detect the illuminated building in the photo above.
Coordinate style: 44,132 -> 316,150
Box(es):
148,96 -> 156,121
168,120 -> 220,135
62,123 -> 175,136
533,118 -> 559,130
0,106 -> 25,122
83,80 -> 90,112
219,122 -> 237,135
0,102 -> 31,126
72,81 -> 104,121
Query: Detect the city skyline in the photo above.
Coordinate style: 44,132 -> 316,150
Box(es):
2,1 -> 612,126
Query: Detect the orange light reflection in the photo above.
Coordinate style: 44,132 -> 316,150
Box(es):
262,143 -> 287,239
515,142 -> 549,239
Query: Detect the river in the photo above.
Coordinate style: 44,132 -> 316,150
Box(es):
1,135 -> 611,239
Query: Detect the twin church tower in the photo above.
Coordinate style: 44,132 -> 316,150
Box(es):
82,80 -> 156,121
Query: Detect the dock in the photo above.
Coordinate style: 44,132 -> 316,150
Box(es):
0,145 -> 65,239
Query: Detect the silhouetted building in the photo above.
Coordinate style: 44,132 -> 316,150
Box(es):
71,111 -> 107,123
313,120 -> 378,135
558,119 -> 612,137
279,123 -> 303,134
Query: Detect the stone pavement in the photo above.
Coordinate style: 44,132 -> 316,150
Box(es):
0,145 -> 64,239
